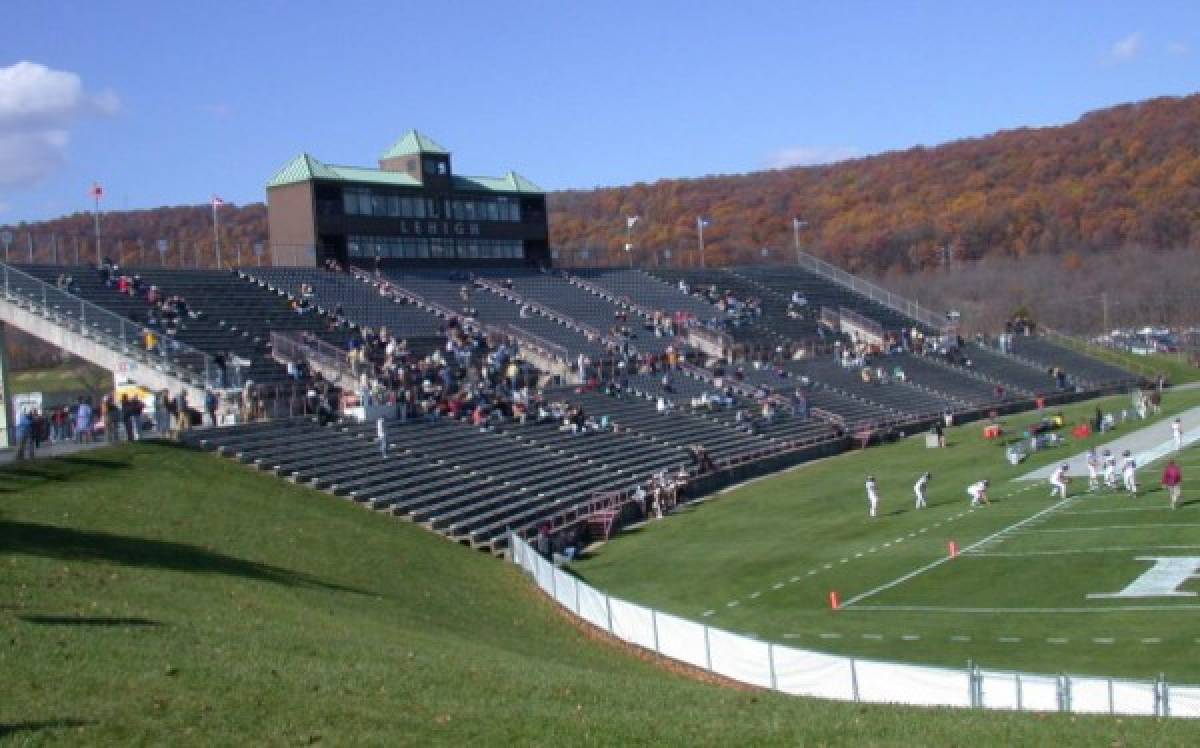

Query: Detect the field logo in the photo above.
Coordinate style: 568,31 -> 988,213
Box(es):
1087,557 -> 1200,599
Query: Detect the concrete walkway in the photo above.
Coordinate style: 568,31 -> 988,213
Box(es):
1018,404 -> 1200,481
0,438 -> 118,465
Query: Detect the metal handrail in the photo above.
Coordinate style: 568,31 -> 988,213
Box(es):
565,272 -> 658,320
793,248 -> 951,333
270,331 -> 356,385
501,323 -> 569,363
472,276 -> 619,349
1,261 -> 224,389
838,306 -> 886,339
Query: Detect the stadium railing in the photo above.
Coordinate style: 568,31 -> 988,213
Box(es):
510,535 -> 1200,718
1,261 -> 228,391
794,249 -> 952,334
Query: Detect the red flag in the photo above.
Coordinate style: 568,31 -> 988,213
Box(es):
90,183 -> 104,200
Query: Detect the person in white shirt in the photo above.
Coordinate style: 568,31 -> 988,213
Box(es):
1086,449 -> 1100,492
1122,451 -> 1138,495
376,417 -> 388,458
1102,449 -> 1118,490
1049,463 -> 1070,499
967,479 -> 990,507
865,475 -> 881,517
1173,417 -> 1184,450
913,472 -> 931,509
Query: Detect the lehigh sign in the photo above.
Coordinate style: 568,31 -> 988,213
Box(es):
390,221 -> 483,238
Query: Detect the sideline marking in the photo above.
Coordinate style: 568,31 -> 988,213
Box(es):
967,545 -> 1200,558
839,497 -> 1076,608
851,604 -> 1200,614
1015,523 -> 1200,534
1060,507 -> 1176,515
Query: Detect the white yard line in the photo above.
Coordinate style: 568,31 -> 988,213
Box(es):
966,545 -> 1200,558
1059,506 -> 1176,515
1014,523 -> 1200,534
838,497 -> 1076,608
850,604 -> 1200,614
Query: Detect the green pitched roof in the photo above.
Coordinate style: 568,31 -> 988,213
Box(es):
380,130 -> 449,160
453,171 -> 544,194
267,146 -> 543,194
266,153 -> 340,188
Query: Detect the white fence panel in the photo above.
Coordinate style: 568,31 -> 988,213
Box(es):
1110,679 -> 1157,717
1017,674 -> 1060,712
577,582 -> 611,633
508,537 -> 1198,719
609,598 -> 657,650
772,646 -> 856,700
980,671 -> 1020,711
535,555 -> 555,596
553,568 -> 578,613
707,629 -> 772,689
1168,686 -> 1200,718
654,612 -> 709,670
1069,677 -> 1112,714
854,660 -> 970,708
520,543 -> 537,574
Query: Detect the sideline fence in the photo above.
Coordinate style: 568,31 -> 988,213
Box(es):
510,535 -> 1200,718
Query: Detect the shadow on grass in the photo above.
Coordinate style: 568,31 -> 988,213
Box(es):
0,452 -> 133,493
0,520 -> 369,595
17,614 -> 162,627
0,720 -> 94,739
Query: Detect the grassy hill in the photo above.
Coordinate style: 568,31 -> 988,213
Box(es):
3,441 -> 1199,744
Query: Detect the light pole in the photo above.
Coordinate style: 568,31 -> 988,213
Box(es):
625,215 -> 639,269
212,195 -> 224,269
697,216 -> 709,268
792,218 -> 808,265
91,182 -> 103,264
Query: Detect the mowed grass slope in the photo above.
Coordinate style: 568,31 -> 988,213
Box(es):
3,444 -> 1198,744
576,390 -> 1200,682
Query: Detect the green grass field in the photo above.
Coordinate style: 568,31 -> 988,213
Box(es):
5,440 -> 1200,744
575,389 -> 1200,684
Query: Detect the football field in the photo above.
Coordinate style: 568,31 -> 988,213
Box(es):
573,389 -> 1200,682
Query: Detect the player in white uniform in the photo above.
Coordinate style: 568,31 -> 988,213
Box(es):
914,472 -> 931,509
1049,463 -> 1070,499
967,479 -> 990,507
1122,451 -> 1138,495
865,475 -> 880,517
1085,448 -> 1100,492
1102,449 -> 1118,490
1173,417 -> 1184,450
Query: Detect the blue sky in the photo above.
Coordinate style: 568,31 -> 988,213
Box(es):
2,1 -> 1198,221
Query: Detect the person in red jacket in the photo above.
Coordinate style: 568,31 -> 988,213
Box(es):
1162,459 -> 1183,510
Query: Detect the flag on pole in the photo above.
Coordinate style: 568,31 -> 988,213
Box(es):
90,183 -> 104,201
626,215 -> 640,229
211,195 -> 225,208
697,217 -> 710,228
